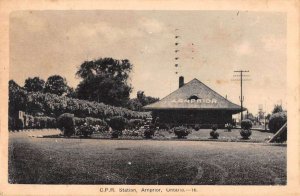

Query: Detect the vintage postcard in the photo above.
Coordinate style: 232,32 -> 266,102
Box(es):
0,0 -> 299,195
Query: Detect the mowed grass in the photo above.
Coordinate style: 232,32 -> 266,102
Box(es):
9,130 -> 286,185
154,128 -> 274,142
86,128 -> 273,142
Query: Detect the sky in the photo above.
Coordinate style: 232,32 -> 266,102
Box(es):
9,10 -> 287,115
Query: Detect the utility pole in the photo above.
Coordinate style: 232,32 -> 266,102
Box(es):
174,28 -> 180,76
232,70 -> 250,121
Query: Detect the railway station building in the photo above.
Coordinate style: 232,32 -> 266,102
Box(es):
144,77 -> 246,128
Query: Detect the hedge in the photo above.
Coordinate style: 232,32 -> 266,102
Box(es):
268,112 -> 287,133
9,113 -> 112,131
9,115 -> 57,130
10,88 -> 150,120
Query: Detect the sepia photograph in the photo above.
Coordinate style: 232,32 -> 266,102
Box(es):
0,0 -> 299,195
7,10 -> 288,186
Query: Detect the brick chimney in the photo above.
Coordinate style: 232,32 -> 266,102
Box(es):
179,76 -> 184,88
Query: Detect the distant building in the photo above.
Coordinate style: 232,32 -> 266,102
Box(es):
144,77 -> 246,128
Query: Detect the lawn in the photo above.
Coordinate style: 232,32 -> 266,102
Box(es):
96,128 -> 274,143
36,128 -> 275,142
152,128 -> 274,142
9,130 -> 286,185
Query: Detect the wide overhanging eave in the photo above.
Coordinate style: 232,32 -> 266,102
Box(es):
143,107 -> 247,111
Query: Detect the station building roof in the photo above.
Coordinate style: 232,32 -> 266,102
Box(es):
144,78 -> 246,113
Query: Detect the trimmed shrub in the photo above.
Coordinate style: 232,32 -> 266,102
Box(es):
210,130 -> 219,139
39,117 -> 47,128
74,117 -> 109,132
33,117 -> 41,128
240,119 -> 253,139
268,112 -> 287,133
8,116 -> 25,130
240,129 -> 252,139
86,117 -> 99,125
194,124 -> 201,131
25,115 -> 56,129
24,115 -> 32,128
108,116 -> 128,138
57,113 -> 75,137
211,124 -> 218,131
8,117 -> 15,130
268,112 -> 287,142
74,117 -> 86,126
241,119 -> 252,130
173,126 -> 191,139
108,116 -> 128,130
46,117 -> 57,128
123,129 -> 141,137
16,118 -> 24,130
75,123 -> 96,137
128,119 -> 144,130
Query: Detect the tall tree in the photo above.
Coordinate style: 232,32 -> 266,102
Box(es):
66,87 -> 77,98
44,75 -> 69,96
24,77 -> 45,92
76,58 -> 133,107
9,80 -> 27,116
272,104 -> 283,114
127,91 -> 159,111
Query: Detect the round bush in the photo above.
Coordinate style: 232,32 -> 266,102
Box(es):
173,126 -> 191,139
108,116 -> 128,131
108,116 -> 128,138
57,113 -> 75,137
240,129 -> 252,139
211,124 -> 218,131
194,124 -> 201,131
241,119 -> 252,130
210,130 -> 219,139
268,112 -> 287,133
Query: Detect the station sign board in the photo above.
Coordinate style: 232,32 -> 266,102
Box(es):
170,98 -> 218,104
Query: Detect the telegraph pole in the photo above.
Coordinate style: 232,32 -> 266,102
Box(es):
232,70 -> 250,121
174,29 -> 180,75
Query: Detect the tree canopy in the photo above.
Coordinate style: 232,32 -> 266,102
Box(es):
272,104 -> 283,114
76,58 -> 133,107
127,91 -> 159,111
44,75 -> 69,96
24,77 -> 45,92
9,80 -> 27,116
